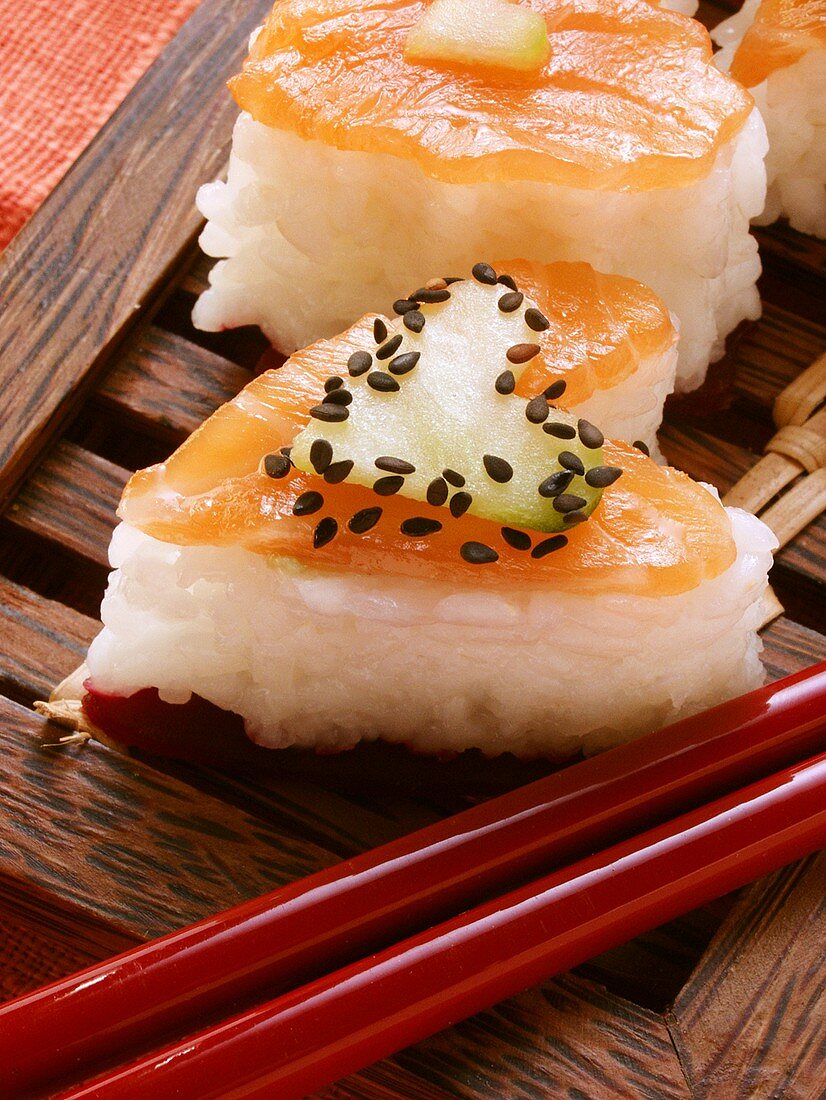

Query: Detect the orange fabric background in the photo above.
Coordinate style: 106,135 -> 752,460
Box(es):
0,0 -> 200,250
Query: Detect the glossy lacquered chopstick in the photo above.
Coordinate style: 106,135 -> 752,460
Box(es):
64,750 -> 826,1100
3,663 -> 825,1097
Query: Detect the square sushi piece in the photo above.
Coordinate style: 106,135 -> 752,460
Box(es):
714,0 -> 826,238
83,266 -> 776,759
193,0 -> 768,392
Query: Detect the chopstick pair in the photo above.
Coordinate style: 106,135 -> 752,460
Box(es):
3,664 -> 825,1097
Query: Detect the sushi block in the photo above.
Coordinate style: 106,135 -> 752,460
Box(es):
192,0 -> 768,393
714,1 -> 826,238
84,266 -> 776,759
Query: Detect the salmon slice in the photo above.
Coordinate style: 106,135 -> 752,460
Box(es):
124,260 -> 672,501
730,1 -> 826,87
229,0 -> 752,191
122,441 -> 734,598
504,260 -> 674,406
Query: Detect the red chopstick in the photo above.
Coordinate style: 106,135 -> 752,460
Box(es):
63,750 -> 826,1099
2,663 -> 824,1096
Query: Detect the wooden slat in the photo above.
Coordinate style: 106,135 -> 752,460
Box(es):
0,578 -> 97,702
322,974 -> 690,1100
0,696 -> 334,942
95,326 -> 252,442
668,853 -> 826,1099
0,878 -> 140,1001
760,618 -> 826,681
0,0 -> 273,511
733,305 -> 826,413
5,440 -> 125,569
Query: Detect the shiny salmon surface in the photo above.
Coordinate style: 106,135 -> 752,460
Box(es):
731,0 -> 826,87
229,0 -> 752,190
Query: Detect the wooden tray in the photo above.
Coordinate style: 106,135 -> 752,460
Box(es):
0,0 -> 823,1095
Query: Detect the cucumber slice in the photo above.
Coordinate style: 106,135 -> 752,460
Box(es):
290,276 -> 610,534
405,0 -> 551,74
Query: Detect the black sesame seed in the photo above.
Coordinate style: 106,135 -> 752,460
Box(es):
526,395 -> 550,424
460,541 -> 499,564
495,370 -> 516,395
538,470 -> 574,498
531,534 -> 568,559
293,491 -> 324,516
563,511 -> 588,525
471,263 -> 498,285
324,459 -> 355,484
376,334 -> 403,360
310,438 -> 333,473
450,491 -> 472,518
558,451 -> 585,475
443,277 -> 464,285
279,446 -> 293,459
498,291 -> 524,313
544,380 -> 567,401
508,343 -> 541,365
348,351 -> 372,377
310,403 -> 349,422
501,527 -> 531,551
578,419 -> 604,449
633,439 -> 651,456
373,318 -> 388,344
426,477 -> 449,506
543,422 -> 577,440
525,308 -> 550,332
553,493 -> 587,514
403,310 -> 425,333
348,507 -> 383,534
313,516 -> 338,548
375,456 -> 416,474
401,517 -> 443,537
388,351 -> 420,375
483,454 -> 513,483
367,372 -> 400,393
393,298 -> 418,315
263,453 -> 291,479
324,388 -> 352,406
497,273 -> 518,291
412,288 -> 451,304
443,468 -> 465,487
324,375 -> 344,393
585,465 -> 623,488
373,475 -> 405,496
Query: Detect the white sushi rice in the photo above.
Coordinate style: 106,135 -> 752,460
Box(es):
714,1 -> 826,238
87,505 -> 776,759
658,1 -> 698,14
192,109 -> 766,393
573,340 -> 677,462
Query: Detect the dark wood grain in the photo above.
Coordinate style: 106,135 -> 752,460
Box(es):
94,326 -> 252,443
733,305 -> 825,414
0,577 -> 97,703
321,974 -> 691,1100
0,697 -> 334,941
5,440 -> 126,569
0,0 -> 273,512
668,853 -> 826,1100
0,0 -> 822,1093
0,877 -> 140,1001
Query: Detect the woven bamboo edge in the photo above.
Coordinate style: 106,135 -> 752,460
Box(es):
724,354 -> 826,548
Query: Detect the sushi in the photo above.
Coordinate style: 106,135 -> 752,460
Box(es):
192,0 -> 767,393
83,265 -> 775,759
713,1 -> 826,238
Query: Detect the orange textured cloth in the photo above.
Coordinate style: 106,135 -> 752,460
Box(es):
0,0 -> 200,250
